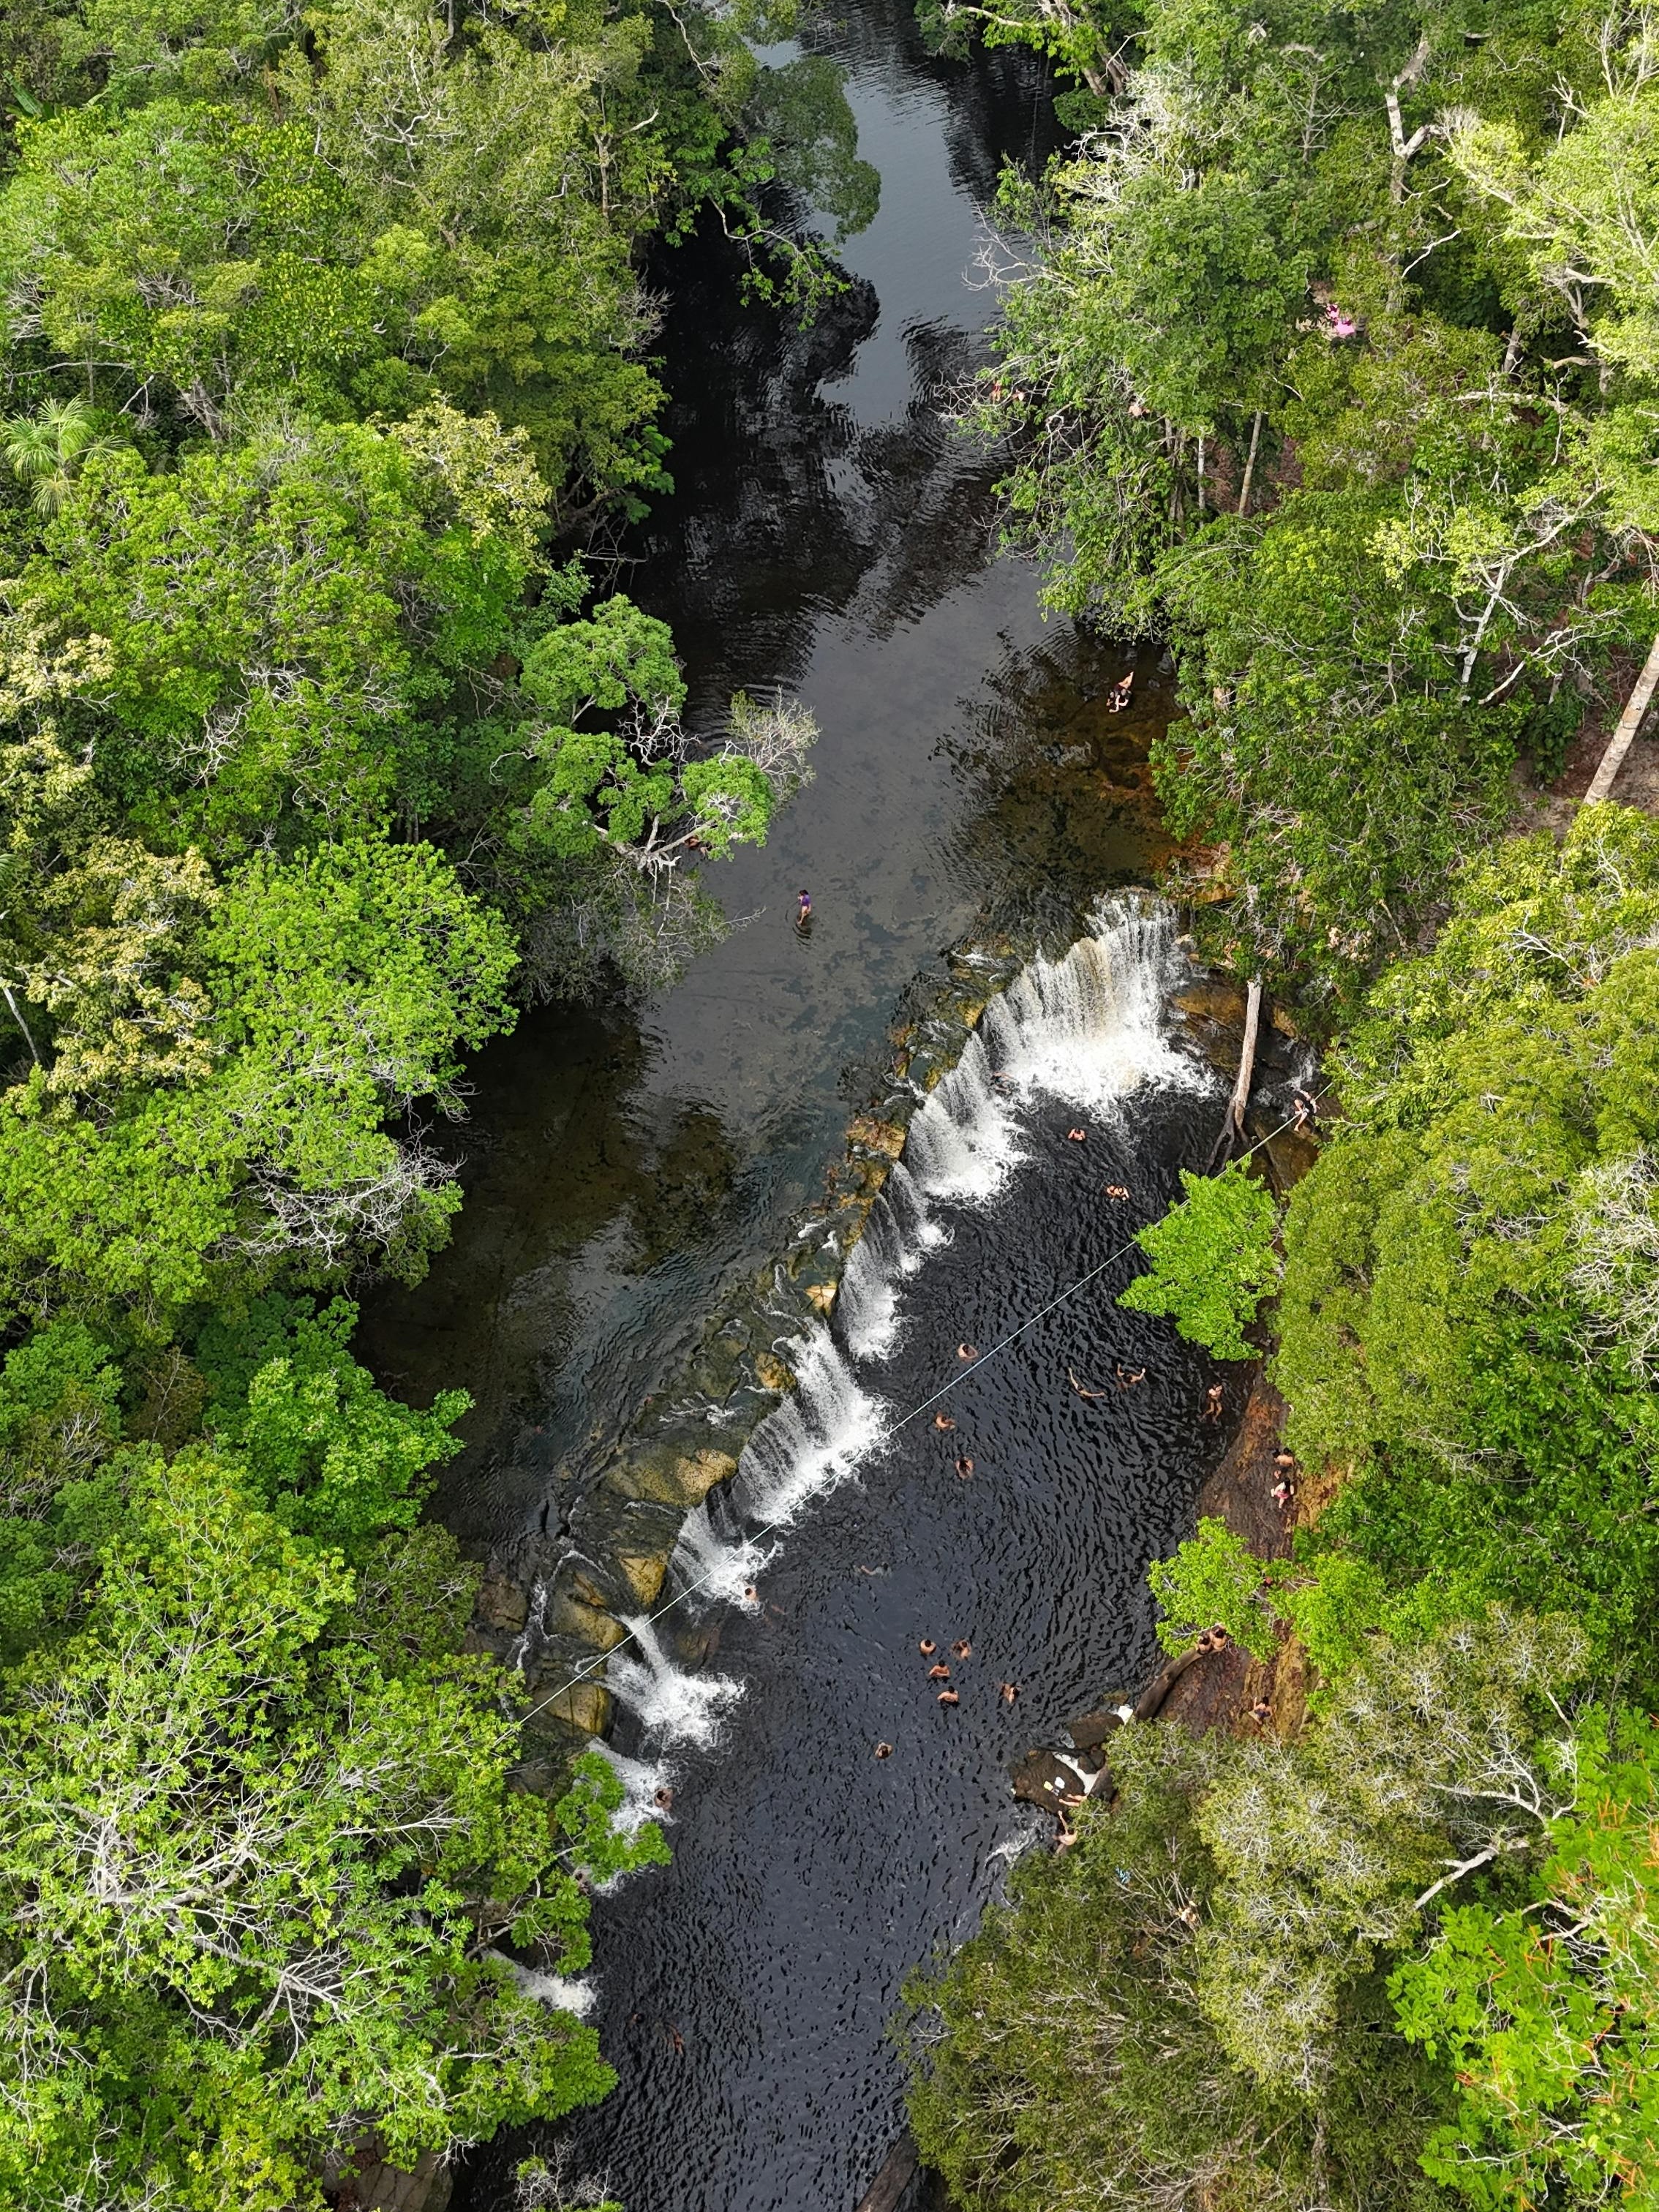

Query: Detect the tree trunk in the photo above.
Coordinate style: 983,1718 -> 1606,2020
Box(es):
1238,411 -> 1263,516
1583,633 -> 1659,805
1228,975 -> 1262,1143
1208,976 -> 1262,1167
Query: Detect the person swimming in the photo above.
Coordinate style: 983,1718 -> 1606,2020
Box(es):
796,887 -> 813,927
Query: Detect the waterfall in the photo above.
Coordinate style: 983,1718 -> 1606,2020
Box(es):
838,1161 -> 947,1362
623,897 -> 1203,1712
838,895 -> 1199,1361
608,1613 -> 744,1748
727,1323 -> 888,1527
592,1743 -> 679,1840
674,1497 -> 776,1609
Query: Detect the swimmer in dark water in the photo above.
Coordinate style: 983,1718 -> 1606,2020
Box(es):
1104,669 -> 1135,712
796,887 -> 813,928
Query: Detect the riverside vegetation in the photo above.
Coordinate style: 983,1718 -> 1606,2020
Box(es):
900,4 -> 1659,2209
0,0 -> 881,2200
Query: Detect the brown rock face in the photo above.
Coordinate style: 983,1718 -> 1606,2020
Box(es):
531,1678 -> 612,1737
474,1574 -> 529,1633
616,1551 -> 669,1606
546,1588 -> 628,1651
847,1113 -> 906,1159
607,1445 -> 739,1508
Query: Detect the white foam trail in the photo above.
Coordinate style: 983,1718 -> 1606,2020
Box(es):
838,1162 -> 949,1361
729,1323 -> 887,1525
490,1952 -> 595,2016
839,897 -> 1203,1364
608,1613 -> 743,1748
673,1501 -> 775,1609
592,1742 -> 677,1837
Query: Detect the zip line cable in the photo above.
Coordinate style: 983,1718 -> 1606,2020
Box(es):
519,1093 -> 1323,1733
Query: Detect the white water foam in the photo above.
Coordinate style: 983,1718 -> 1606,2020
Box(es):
837,896 -> 1200,1360
489,1950 -> 596,2016
674,1500 -> 776,1609
727,1323 -> 888,1527
608,1613 -> 744,1748
592,1742 -> 679,1838
646,900 -> 1203,1633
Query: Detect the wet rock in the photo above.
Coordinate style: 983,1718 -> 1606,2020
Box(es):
474,1574 -> 529,1633
847,1113 -> 906,1159
615,1551 -> 669,1606
1066,1707 -> 1127,1753
336,2148 -> 453,2212
605,1443 -> 738,1508
525,1677 -> 612,1739
1010,1747 -> 1088,1810
1171,978 -> 1249,1028
802,1282 -> 836,1314
1255,1121 -> 1321,1195
855,2134 -> 919,2212
545,1584 -> 627,1652
753,1350 -> 796,1395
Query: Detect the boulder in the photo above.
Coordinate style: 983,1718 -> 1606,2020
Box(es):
847,1113 -> 906,1160
1066,1706 -> 1128,1753
525,1676 -> 612,1739
605,1444 -> 738,1508
1010,1748 -> 1088,1810
473,1573 -> 529,1634
615,1551 -> 669,1606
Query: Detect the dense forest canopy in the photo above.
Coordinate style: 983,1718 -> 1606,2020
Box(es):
0,0 -> 862,2197
902,4 -> 1659,2208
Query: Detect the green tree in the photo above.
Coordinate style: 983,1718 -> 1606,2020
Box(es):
1275,806 -> 1659,1673
0,1448 -> 667,2211
902,1718 -> 1454,2212
1148,1515 -> 1282,1658
1119,1160 -> 1279,1358
1391,1712 -> 1659,2212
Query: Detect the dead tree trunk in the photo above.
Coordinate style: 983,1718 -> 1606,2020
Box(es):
1208,976 -> 1263,1167
1583,633 -> 1659,805
1237,411 -> 1263,516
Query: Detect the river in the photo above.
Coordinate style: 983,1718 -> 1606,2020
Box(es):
358,7 -> 1240,2206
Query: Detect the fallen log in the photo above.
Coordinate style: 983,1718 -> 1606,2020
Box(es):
1584,633 -> 1659,805
1208,974 -> 1262,1167
854,2133 -> 918,2212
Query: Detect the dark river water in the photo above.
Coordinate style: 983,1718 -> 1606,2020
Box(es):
355,0 -> 1174,1544
358,7 -> 1238,2208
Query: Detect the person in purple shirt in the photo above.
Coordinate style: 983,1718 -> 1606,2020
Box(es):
796,887 -> 813,928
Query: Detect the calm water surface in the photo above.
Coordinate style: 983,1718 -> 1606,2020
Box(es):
358,0 -> 1167,1546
